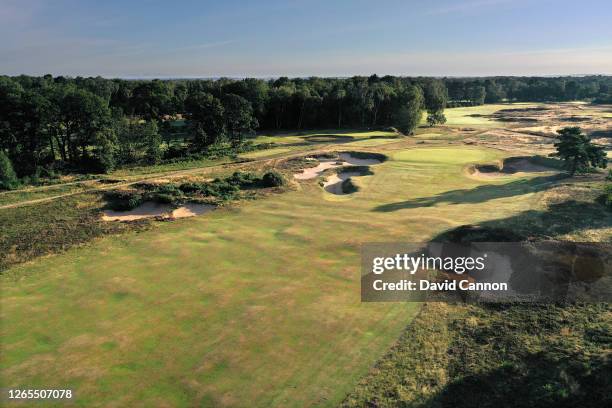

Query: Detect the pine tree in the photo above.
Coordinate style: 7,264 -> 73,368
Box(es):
552,127 -> 607,175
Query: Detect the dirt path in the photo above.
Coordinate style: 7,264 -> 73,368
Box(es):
0,144 -> 351,211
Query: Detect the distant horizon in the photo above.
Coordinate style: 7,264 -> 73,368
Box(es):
5,73 -> 612,80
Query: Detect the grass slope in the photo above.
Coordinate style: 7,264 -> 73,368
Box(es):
1,145 -> 568,407
343,178 -> 612,408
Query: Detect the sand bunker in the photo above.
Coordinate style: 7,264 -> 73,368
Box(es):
102,202 -> 215,221
171,203 -> 216,218
469,157 -> 559,179
323,171 -> 362,195
502,158 -> 557,173
294,153 -> 382,180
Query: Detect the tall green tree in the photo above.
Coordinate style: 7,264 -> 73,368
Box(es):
185,92 -> 225,150
371,82 -> 394,126
394,85 -> 424,135
268,85 -> 294,129
332,87 -> 346,128
423,80 -> 447,125
0,150 -> 19,190
115,119 -> 162,164
552,127 -> 607,175
222,94 -> 258,146
52,86 -> 112,169
143,120 -> 162,164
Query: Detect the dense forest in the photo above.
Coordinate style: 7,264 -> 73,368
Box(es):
1,74 -> 611,187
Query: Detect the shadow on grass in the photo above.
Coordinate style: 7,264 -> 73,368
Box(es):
427,356 -> 611,408
423,302 -> 612,408
428,199 -> 611,240
373,175 -> 567,212
300,134 -> 355,143
426,321 -> 611,408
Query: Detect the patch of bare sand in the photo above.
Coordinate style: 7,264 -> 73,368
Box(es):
294,159 -> 345,180
102,202 -> 214,221
171,203 -> 215,218
294,153 -> 381,180
323,172 -> 361,195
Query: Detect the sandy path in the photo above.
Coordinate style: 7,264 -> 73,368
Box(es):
0,148 -> 325,211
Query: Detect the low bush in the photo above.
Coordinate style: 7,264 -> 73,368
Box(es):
261,171 -> 285,187
148,193 -> 176,204
178,182 -> 205,194
152,184 -> 183,197
206,179 -> 241,200
226,171 -> 260,187
104,190 -> 143,211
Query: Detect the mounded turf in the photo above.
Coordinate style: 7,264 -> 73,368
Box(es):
1,145 -> 562,407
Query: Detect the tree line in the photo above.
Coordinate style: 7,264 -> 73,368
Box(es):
1,74 -> 610,187
445,76 -> 612,106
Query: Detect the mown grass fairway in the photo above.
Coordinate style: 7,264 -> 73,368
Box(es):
444,103 -> 539,127
0,143 -> 565,407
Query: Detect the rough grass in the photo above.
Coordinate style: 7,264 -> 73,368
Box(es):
342,179 -> 612,407
445,103 -> 540,127
343,302 -> 612,408
1,145 -> 569,407
0,182 -> 94,207
0,193 -> 150,273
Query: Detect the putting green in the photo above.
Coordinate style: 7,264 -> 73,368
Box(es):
1,146 -> 554,407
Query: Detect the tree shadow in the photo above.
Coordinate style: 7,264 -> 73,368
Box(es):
373,175 -> 567,212
300,134 -> 355,143
425,351 -> 611,408
430,200 -> 612,240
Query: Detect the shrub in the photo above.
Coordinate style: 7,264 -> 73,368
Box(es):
226,171 -> 260,187
143,184 -> 184,204
104,191 -> 143,211
179,182 -> 205,194
148,193 -> 176,204
261,171 -> 285,187
153,184 -> 183,197
133,182 -> 159,191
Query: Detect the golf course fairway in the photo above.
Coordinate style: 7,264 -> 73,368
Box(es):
1,146 -> 558,407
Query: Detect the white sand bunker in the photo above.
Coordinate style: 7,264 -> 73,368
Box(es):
294,153 -> 381,180
102,202 -> 215,222
323,172 -> 361,195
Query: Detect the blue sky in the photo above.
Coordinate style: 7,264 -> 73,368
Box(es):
1,0 -> 611,77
